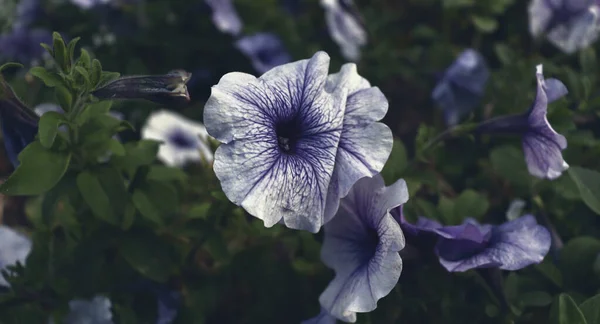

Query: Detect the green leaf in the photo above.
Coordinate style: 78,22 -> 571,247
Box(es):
568,167 -> 600,215
453,190 -> 489,220
76,171 -> 118,225
471,15 -> 498,33
66,37 -> 81,67
560,237 -> 600,291
75,100 -> 113,125
520,291 -> 553,307
579,294 -> 600,324
55,86 -> 73,112
579,48 -> 597,75
132,190 -> 163,225
147,165 -> 189,182
38,111 -> 66,149
40,43 -> 53,57
107,138 -> 125,156
90,59 -> 102,88
74,66 -> 91,87
52,32 -> 68,71
98,71 -> 120,88
490,145 -> 531,188
78,49 -> 91,69
119,231 -> 174,282
29,67 -> 64,87
494,43 -> 515,66
0,142 -> 71,196
0,62 -> 24,73
556,294 -> 587,324
122,203 -> 136,230
380,138 -> 408,184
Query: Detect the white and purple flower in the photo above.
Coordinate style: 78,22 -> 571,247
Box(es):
235,32 -> 292,74
204,51 -> 392,233
476,65 -> 569,180
141,110 -> 214,167
204,0 -> 243,36
529,0 -> 600,53
0,225 -> 31,287
431,49 -> 490,126
316,175 -> 407,322
62,296 -> 114,324
398,213 -> 551,272
320,0 -> 367,62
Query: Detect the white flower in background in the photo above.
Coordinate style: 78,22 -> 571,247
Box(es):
0,225 -> 31,287
141,110 -> 214,167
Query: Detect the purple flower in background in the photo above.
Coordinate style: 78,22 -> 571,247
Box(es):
434,216 -> 551,272
235,33 -> 292,74
529,0 -> 600,53
62,296 -> 113,324
156,289 -> 181,324
0,28 -> 52,64
302,308 -> 337,324
142,110 -> 214,167
317,175 -> 407,322
0,75 -> 39,168
394,211 -> 442,237
320,0 -> 367,62
13,0 -> 42,30
432,49 -> 490,126
476,65 -> 569,179
204,0 -> 243,36
204,51 -> 392,233
0,225 -> 31,287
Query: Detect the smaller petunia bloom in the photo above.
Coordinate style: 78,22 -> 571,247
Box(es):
434,215 -> 551,272
475,65 -> 569,180
235,32 -> 292,74
302,308 -> 338,324
204,0 -> 243,36
0,28 -> 52,65
431,49 -> 490,126
320,0 -> 367,62
62,296 -> 113,324
0,225 -> 31,287
141,110 -> 214,167
92,70 -> 192,106
528,0 -> 600,53
0,74 -> 39,168
318,175 -> 407,322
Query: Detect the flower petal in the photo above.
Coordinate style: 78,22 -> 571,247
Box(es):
323,64 -> 393,223
302,308 -> 338,324
524,65 -> 568,179
528,0 -> 554,37
204,0 -> 243,36
235,32 -> 292,74
320,0 -> 367,62
546,5 -> 600,54
319,176 -> 406,321
437,215 -> 551,272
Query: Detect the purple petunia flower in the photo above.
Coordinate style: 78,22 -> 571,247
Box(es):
529,0 -> 600,53
204,0 -> 243,36
317,175 -> 407,322
62,296 -> 114,324
476,65 -> 569,180
204,51 -> 392,233
235,32 -> 292,74
434,216 -> 551,272
320,0 -> 367,62
431,49 -> 490,126
0,28 -> 52,65
0,225 -> 31,287
0,75 -> 39,168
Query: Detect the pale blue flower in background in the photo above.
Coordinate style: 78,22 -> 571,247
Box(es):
142,109 -> 214,167
204,51 -> 392,233
235,32 -> 292,74
320,0 -> 367,62
204,0 -> 243,36
529,0 -> 600,53
317,175 -> 407,322
70,0 -> 111,10
431,49 -> 490,126
62,296 -> 113,324
0,225 -> 31,287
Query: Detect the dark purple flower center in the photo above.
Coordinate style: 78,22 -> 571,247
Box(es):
256,47 -> 277,65
168,129 -> 197,149
275,118 -> 303,154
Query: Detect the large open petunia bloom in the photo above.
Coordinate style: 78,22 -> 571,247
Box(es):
235,32 -> 292,74
204,0 -> 243,36
320,0 -> 367,62
141,110 -> 214,167
204,51 -> 392,233
529,0 -> 600,53
317,175 -> 407,322
0,225 -> 31,287
434,216 -> 551,272
431,49 -> 490,126
476,65 -> 569,179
